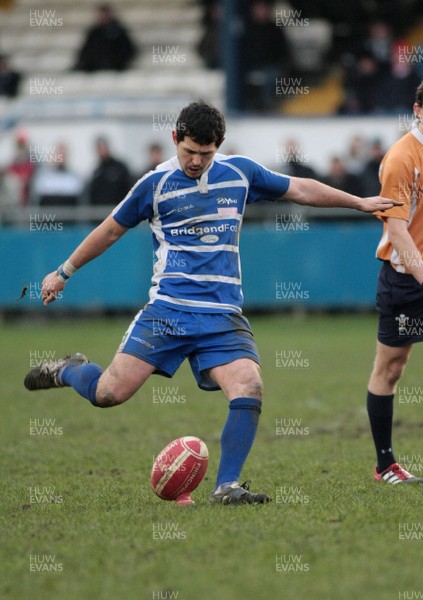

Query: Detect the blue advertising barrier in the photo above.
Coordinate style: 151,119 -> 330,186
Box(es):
1,221 -> 382,311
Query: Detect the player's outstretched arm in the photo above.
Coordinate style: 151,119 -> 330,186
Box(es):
41,215 -> 128,306
284,177 -> 403,213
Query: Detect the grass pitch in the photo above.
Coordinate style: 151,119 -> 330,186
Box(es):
1,313 -> 422,600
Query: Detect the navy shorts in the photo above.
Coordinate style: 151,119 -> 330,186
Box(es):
117,303 -> 260,391
376,261 -> 423,347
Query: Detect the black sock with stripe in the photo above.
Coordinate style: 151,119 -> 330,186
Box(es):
367,391 -> 395,473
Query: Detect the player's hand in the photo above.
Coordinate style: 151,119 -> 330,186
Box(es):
359,196 -> 404,213
41,271 -> 65,306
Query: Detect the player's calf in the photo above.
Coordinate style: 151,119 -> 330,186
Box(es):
94,354 -> 156,406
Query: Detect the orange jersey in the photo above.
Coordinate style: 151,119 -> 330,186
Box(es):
375,128 -> 423,273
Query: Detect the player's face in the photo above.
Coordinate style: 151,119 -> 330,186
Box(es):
173,132 -> 219,179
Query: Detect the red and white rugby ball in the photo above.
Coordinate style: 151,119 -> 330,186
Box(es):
151,436 -> 209,505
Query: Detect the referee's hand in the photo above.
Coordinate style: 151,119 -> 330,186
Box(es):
41,271 -> 65,306
360,196 -> 404,213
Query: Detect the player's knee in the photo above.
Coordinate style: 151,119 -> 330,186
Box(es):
372,354 -> 407,387
96,388 -> 131,407
243,377 -> 264,401
385,357 -> 407,387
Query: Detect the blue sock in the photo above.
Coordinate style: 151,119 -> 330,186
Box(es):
59,363 -> 103,406
215,397 -> 262,487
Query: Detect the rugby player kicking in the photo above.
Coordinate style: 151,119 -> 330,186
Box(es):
24,102 -> 402,503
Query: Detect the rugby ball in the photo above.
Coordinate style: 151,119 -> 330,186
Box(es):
151,436 -> 209,505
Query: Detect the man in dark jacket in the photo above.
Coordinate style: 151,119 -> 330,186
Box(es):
74,4 -> 136,71
88,137 -> 131,208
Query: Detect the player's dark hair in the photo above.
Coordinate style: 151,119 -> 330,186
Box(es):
416,81 -> 423,107
175,101 -> 226,147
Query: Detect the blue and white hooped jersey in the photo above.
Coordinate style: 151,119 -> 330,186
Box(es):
112,154 -> 290,314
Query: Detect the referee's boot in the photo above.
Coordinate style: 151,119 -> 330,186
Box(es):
374,462 -> 423,484
24,353 -> 89,390
209,480 -> 272,505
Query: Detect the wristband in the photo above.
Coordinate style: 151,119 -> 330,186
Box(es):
56,260 -> 78,283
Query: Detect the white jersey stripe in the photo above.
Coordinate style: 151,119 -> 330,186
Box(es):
150,292 -> 242,314
153,167 -> 178,199
216,157 -> 250,190
164,213 -> 242,228
118,308 -> 143,352
151,193 -> 170,283
203,179 -> 248,192
167,244 -> 239,253
157,185 -> 200,202
156,179 -> 248,202
157,272 -> 241,285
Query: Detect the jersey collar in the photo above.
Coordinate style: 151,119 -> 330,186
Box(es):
411,126 -> 423,145
197,160 -> 214,194
173,155 -> 214,194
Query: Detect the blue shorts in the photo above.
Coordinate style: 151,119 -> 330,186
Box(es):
376,261 -> 423,347
117,304 -> 260,391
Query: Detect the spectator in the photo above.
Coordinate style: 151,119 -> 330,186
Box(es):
88,137 -> 131,206
73,4 -> 136,72
243,0 -> 291,111
277,138 -> 318,179
139,143 -> 164,178
361,21 -> 394,69
2,131 -> 35,206
324,156 -> 363,196
30,143 -> 84,207
221,145 -> 239,156
340,53 -> 380,114
371,41 -> 421,113
344,135 -> 368,176
360,0 -> 415,35
361,138 -> 385,196
197,0 -> 222,70
341,21 -> 395,114
0,54 -> 20,97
